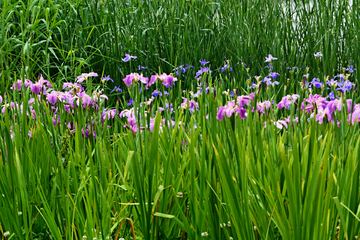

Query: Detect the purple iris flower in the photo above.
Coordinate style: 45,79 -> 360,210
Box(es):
165,103 -> 174,113
230,91 -> 234,98
77,72 -> 98,83
192,91 -> 201,98
47,91 -> 58,105
314,52 -> 323,58
11,80 -> 22,91
123,73 -> 148,87
264,63 -> 274,71
174,64 -> 194,75
271,81 -> 280,86
122,54 -> 137,62
337,74 -> 345,81
328,91 -> 335,101
268,72 -> 280,79
101,109 -> 117,121
346,65 -> 356,73
287,66 -> 298,70
237,95 -> 251,108
310,78 -> 322,88
195,67 -> 212,79
236,107 -> 247,119
152,90 -> 162,97
30,83 -> 41,95
265,54 -> 277,63
238,60 -> 247,66
138,65 -> 147,70
164,91 -> 169,96
263,77 -> 272,86
327,78 -> 337,87
110,86 -> 122,93
221,64 -> 229,72
128,98 -> 133,106
200,59 -> 210,66
101,75 -> 113,83
337,85 -> 348,93
343,80 -> 354,91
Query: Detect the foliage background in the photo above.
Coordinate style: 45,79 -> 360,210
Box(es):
1,0 -> 359,90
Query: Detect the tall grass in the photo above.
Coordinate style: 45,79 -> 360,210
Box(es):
1,0 -> 359,91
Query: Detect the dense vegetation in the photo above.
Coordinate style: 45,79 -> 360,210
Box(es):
0,0 -> 360,239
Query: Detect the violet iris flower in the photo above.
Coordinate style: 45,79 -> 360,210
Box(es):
110,86 -> 122,93
152,90 -> 162,97
123,73 -> 148,87
11,80 -> 22,91
157,73 -> 178,87
189,100 -> 199,113
101,75 -> 114,83
264,54 -> 277,63
180,97 -> 199,113
314,52 -> 323,58
316,108 -> 332,124
235,107 -> 247,119
268,72 -> 280,79
327,78 -> 337,87
274,120 -> 288,129
256,101 -> 271,114
221,63 -> 232,72
200,59 -> 210,66
122,54 -> 137,62
101,109 -> 117,121
346,65 -> 356,73
77,72 -> 98,83
237,95 -> 251,107
195,67 -> 212,79
30,83 -> 41,95
174,64 -> 194,74
47,91 -> 58,105
310,78 -> 323,88
138,65 -> 147,70
327,91 -> 335,101
216,101 -> 235,121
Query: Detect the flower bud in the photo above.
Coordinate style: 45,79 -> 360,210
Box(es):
201,232 -> 208,237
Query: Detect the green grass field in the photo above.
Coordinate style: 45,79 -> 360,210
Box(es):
0,0 -> 359,239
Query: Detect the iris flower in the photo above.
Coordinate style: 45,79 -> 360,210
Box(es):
346,65 -> 356,73
47,91 -> 58,105
77,72 -> 98,83
123,54 -> 137,62
123,73 -> 148,87
264,54 -> 277,63
200,59 -> 210,66
101,75 -> 114,84
314,52 -> 323,58
138,65 -> 147,70
110,86 -> 122,93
